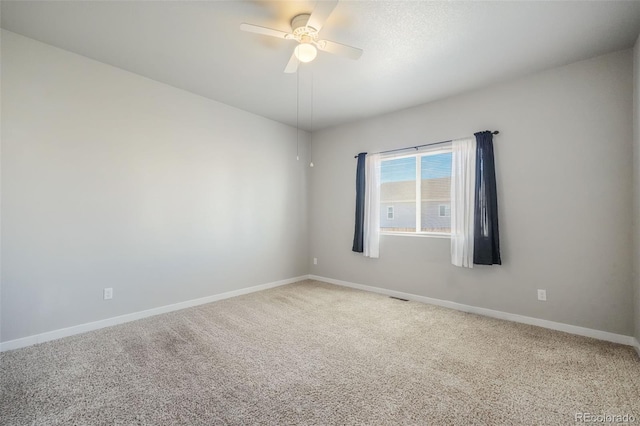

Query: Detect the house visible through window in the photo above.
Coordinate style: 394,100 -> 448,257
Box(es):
387,206 -> 394,220
379,148 -> 452,235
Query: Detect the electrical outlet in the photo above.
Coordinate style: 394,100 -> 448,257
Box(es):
537,289 -> 546,301
103,287 -> 113,300
313,258 -> 318,265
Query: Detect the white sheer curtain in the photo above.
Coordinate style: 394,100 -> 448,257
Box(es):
363,153 -> 381,258
450,137 -> 476,268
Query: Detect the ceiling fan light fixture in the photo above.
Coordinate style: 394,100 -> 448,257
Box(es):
294,43 -> 317,63
240,1 -> 362,73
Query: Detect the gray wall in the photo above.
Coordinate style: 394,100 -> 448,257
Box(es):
310,49 -> 634,336
2,30 -> 637,344
634,34 -> 640,344
1,31 -> 310,342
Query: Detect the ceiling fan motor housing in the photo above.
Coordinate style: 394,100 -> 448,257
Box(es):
291,14 -> 318,43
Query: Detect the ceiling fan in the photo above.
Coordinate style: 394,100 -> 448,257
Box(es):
240,0 -> 363,73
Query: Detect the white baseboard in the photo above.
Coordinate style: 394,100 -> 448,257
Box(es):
4,274 -> 637,354
0,275 -> 309,352
309,275 -> 636,347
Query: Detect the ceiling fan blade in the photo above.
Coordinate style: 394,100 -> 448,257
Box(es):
306,0 -> 338,32
317,39 -> 363,60
240,23 -> 293,40
284,52 -> 299,74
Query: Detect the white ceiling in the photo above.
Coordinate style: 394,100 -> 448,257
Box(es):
2,1 -> 640,131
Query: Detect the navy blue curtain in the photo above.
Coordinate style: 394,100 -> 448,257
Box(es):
473,131 -> 501,265
352,153 -> 366,253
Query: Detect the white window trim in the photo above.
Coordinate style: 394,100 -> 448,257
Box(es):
381,231 -> 451,239
381,146 -> 451,161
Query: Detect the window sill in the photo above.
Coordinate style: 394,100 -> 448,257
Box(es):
380,232 -> 451,239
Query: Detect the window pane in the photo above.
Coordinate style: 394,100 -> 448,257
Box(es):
421,153 -> 451,233
380,157 -> 416,232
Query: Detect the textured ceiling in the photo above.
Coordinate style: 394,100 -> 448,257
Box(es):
2,1 -> 640,131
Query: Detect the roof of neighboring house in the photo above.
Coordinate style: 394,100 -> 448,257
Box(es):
380,177 -> 451,202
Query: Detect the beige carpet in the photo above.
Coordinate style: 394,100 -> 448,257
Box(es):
1,280 -> 639,425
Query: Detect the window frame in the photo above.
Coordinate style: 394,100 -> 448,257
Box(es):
379,147 -> 452,238
439,204 -> 451,218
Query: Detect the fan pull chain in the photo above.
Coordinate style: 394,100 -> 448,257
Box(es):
296,68 -> 300,161
309,70 -> 314,168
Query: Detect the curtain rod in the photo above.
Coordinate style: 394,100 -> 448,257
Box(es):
353,131 -> 499,158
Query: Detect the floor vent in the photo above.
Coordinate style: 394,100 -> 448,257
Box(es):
389,296 -> 409,302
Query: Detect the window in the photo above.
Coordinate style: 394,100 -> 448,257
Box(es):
379,148 -> 452,235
